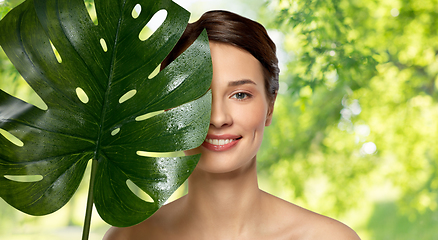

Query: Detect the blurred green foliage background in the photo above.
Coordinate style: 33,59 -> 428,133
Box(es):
1,0 -> 437,239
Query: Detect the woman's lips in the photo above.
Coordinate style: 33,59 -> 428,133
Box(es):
202,134 -> 241,151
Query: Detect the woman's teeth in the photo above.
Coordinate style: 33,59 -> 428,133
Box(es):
206,139 -> 234,146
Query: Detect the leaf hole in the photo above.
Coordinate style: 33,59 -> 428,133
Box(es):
137,151 -> 185,158
126,179 -> 154,203
132,4 -> 141,19
49,40 -> 62,63
76,87 -> 89,104
0,76 -> 48,110
139,9 -> 167,41
4,175 -> 43,182
100,38 -> 108,52
0,128 -> 24,147
119,89 -> 137,104
85,0 -> 98,25
111,128 -> 120,136
148,64 -> 161,79
135,110 -> 164,121
37,100 -> 48,111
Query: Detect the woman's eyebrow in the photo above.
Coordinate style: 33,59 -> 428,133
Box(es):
228,79 -> 257,86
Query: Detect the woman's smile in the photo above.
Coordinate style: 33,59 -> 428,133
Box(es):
202,134 -> 242,151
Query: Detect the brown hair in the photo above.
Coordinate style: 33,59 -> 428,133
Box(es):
161,10 -> 279,103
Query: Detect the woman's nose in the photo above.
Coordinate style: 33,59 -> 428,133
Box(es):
210,97 -> 232,128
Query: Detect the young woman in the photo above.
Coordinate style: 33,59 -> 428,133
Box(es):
104,10 -> 360,240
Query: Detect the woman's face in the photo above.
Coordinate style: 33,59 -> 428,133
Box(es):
188,42 -> 273,174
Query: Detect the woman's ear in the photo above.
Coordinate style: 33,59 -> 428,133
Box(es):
265,94 -> 277,126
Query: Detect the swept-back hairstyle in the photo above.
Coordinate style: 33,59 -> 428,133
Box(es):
162,10 -> 279,103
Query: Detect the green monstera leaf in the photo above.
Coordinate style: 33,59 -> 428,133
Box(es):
0,0 -> 211,229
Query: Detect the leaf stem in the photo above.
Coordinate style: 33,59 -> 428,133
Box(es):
82,159 -> 99,240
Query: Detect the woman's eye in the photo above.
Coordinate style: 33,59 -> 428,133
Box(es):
232,92 -> 251,100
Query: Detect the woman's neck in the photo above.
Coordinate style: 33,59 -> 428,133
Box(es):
182,157 -> 264,239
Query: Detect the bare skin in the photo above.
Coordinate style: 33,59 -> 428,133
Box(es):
104,43 -> 361,240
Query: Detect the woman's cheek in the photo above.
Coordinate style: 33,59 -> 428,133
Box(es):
238,103 -> 267,129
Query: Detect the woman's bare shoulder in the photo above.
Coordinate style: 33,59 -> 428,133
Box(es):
103,220 -> 157,240
103,216 -> 164,240
103,198 -> 184,240
103,226 -> 129,240
261,191 -> 361,240
306,214 -> 361,240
